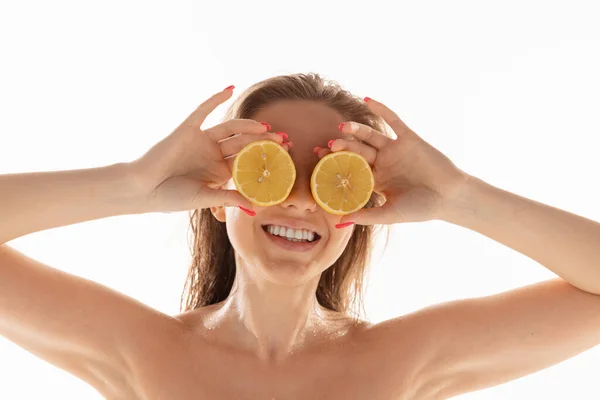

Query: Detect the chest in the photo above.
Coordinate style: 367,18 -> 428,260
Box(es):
124,338 -> 412,400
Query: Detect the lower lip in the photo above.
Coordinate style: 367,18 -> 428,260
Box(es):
262,228 -> 321,252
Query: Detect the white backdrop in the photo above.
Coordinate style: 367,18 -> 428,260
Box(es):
1,0 -> 599,398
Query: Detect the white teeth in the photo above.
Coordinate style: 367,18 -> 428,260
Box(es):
264,225 -> 318,242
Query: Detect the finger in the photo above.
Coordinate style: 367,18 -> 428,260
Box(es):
183,87 -> 234,128
364,98 -> 414,140
281,142 -> 292,151
210,118 -> 270,142
220,133 -> 284,158
339,121 -> 392,149
338,204 -> 391,226
312,146 -> 332,159
199,187 -> 255,210
328,138 -> 377,165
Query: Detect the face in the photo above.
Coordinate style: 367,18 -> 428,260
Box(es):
212,100 -> 355,286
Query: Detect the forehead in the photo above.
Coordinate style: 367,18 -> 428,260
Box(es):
251,100 -> 345,144
250,100 -> 348,173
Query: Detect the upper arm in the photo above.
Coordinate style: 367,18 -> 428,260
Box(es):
369,278 -> 600,399
0,243 -> 182,397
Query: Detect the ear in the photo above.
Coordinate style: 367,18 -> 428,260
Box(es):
210,206 -> 226,222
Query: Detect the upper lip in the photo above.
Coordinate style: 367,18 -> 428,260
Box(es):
261,219 -> 323,237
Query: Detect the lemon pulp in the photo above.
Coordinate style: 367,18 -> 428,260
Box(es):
310,151 -> 374,215
232,140 -> 296,206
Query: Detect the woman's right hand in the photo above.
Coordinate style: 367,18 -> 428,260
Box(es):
129,87 -> 289,213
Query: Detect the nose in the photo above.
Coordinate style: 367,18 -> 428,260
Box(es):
280,173 -> 317,213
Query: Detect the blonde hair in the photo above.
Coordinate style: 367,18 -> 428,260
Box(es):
180,73 -> 390,321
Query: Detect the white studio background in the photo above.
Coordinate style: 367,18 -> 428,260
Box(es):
1,0 -> 599,398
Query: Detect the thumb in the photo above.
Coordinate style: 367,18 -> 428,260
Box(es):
200,187 -> 254,210
339,205 -> 393,226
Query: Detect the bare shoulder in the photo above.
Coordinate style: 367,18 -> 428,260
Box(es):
353,279 -> 600,399
348,312 -> 438,395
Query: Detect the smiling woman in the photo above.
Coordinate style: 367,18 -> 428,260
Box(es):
183,74 -> 389,322
1,71 -> 600,400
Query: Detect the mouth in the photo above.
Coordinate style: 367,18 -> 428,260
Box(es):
261,224 -> 322,252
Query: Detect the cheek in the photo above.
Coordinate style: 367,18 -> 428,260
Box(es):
224,210 -> 254,251
326,227 -> 354,257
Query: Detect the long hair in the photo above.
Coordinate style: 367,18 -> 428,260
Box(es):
180,73 -> 390,321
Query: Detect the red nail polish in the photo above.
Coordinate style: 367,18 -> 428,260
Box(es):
260,122 -> 272,131
239,206 -> 256,216
224,85 -> 235,91
364,97 -> 371,102
275,132 -> 288,140
335,222 -> 354,229
328,140 -> 335,149
338,123 -> 346,131
312,146 -> 322,154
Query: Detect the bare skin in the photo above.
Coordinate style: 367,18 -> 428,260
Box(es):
2,89 -> 600,399
203,101 -> 367,362
111,305 -> 429,400
117,100 -> 426,399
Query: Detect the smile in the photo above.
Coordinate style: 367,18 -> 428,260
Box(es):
261,225 -> 322,252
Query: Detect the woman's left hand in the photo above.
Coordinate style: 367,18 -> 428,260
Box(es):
316,97 -> 470,226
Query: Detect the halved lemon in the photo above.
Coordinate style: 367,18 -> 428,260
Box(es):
310,151 -> 374,215
232,140 -> 296,206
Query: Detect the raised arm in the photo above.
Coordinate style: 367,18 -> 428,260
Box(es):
0,162 -> 143,244
0,87 -> 286,396
366,176 -> 600,399
0,163 -> 171,397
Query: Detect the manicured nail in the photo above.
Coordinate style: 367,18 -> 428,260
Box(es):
275,132 -> 288,140
239,206 -> 256,216
312,146 -> 322,154
338,123 -> 346,131
328,140 -> 335,149
364,96 -> 371,102
335,222 -> 354,229
224,85 -> 235,91
282,141 -> 294,148
260,122 -> 272,131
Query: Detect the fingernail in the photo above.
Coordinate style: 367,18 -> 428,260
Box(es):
275,132 -> 288,140
239,206 -> 256,216
338,123 -> 346,131
283,141 -> 294,148
224,85 -> 235,91
328,140 -> 335,149
312,146 -> 322,154
260,122 -> 272,131
364,97 -> 371,102
335,222 -> 354,229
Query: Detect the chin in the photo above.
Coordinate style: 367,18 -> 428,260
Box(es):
257,258 -> 324,285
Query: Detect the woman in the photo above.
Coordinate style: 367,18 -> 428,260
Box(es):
1,73 -> 599,399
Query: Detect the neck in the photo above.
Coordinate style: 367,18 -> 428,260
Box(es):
214,261 -> 331,362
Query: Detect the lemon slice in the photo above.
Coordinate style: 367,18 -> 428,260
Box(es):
310,151 -> 374,215
232,140 -> 296,206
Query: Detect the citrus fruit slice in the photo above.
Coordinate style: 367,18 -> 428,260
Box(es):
232,140 -> 296,206
310,151 -> 374,215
